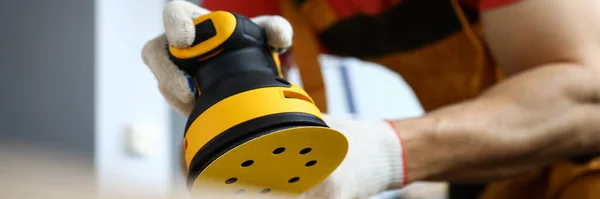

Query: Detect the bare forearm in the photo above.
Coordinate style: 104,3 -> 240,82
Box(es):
394,63 -> 600,184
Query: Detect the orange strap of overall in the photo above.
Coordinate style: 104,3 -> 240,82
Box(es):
280,0 -> 329,113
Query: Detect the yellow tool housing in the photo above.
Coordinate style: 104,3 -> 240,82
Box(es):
168,11 -> 348,197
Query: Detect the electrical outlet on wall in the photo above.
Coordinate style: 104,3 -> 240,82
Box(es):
123,123 -> 160,158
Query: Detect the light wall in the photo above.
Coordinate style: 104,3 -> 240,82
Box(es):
94,0 -> 173,195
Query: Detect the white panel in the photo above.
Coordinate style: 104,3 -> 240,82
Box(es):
95,0 -> 171,195
287,55 -> 423,120
345,58 -> 424,121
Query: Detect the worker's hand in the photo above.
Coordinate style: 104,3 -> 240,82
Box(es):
298,116 -> 406,199
141,0 -> 292,116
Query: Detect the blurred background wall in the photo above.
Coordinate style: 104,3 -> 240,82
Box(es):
0,0 -> 95,157
95,0 -> 172,195
0,0 -> 425,197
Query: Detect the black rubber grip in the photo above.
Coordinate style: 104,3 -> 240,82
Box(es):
167,12 -> 282,121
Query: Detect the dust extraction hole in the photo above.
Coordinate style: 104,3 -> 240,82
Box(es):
259,188 -> 271,194
241,160 -> 254,167
288,177 -> 300,183
233,189 -> 245,194
273,147 -> 286,154
225,178 -> 237,184
305,160 -> 317,167
299,148 -> 312,155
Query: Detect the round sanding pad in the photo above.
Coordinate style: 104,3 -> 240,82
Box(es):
190,126 -> 348,198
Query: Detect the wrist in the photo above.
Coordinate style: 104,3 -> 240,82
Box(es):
389,116 -> 444,183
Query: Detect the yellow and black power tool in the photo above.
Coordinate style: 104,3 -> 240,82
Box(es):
167,11 -> 349,197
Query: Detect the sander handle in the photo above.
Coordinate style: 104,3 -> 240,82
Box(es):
167,11 -> 283,97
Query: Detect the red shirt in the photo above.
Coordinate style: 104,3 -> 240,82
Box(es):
203,0 -> 521,19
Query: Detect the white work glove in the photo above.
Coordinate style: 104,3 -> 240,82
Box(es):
142,0 -> 293,116
141,1 -> 406,198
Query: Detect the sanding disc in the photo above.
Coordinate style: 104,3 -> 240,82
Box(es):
190,126 -> 348,198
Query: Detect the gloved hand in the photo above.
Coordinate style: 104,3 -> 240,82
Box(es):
141,1 -> 406,198
141,0 -> 293,116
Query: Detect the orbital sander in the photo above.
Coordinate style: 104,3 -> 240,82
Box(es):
167,11 -> 349,197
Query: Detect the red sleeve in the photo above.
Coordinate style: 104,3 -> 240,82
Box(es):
201,0 -> 281,17
479,0 -> 522,11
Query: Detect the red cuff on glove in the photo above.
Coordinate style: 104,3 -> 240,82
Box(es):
385,119 -> 408,186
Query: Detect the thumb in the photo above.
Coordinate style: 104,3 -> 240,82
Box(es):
163,0 -> 210,48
